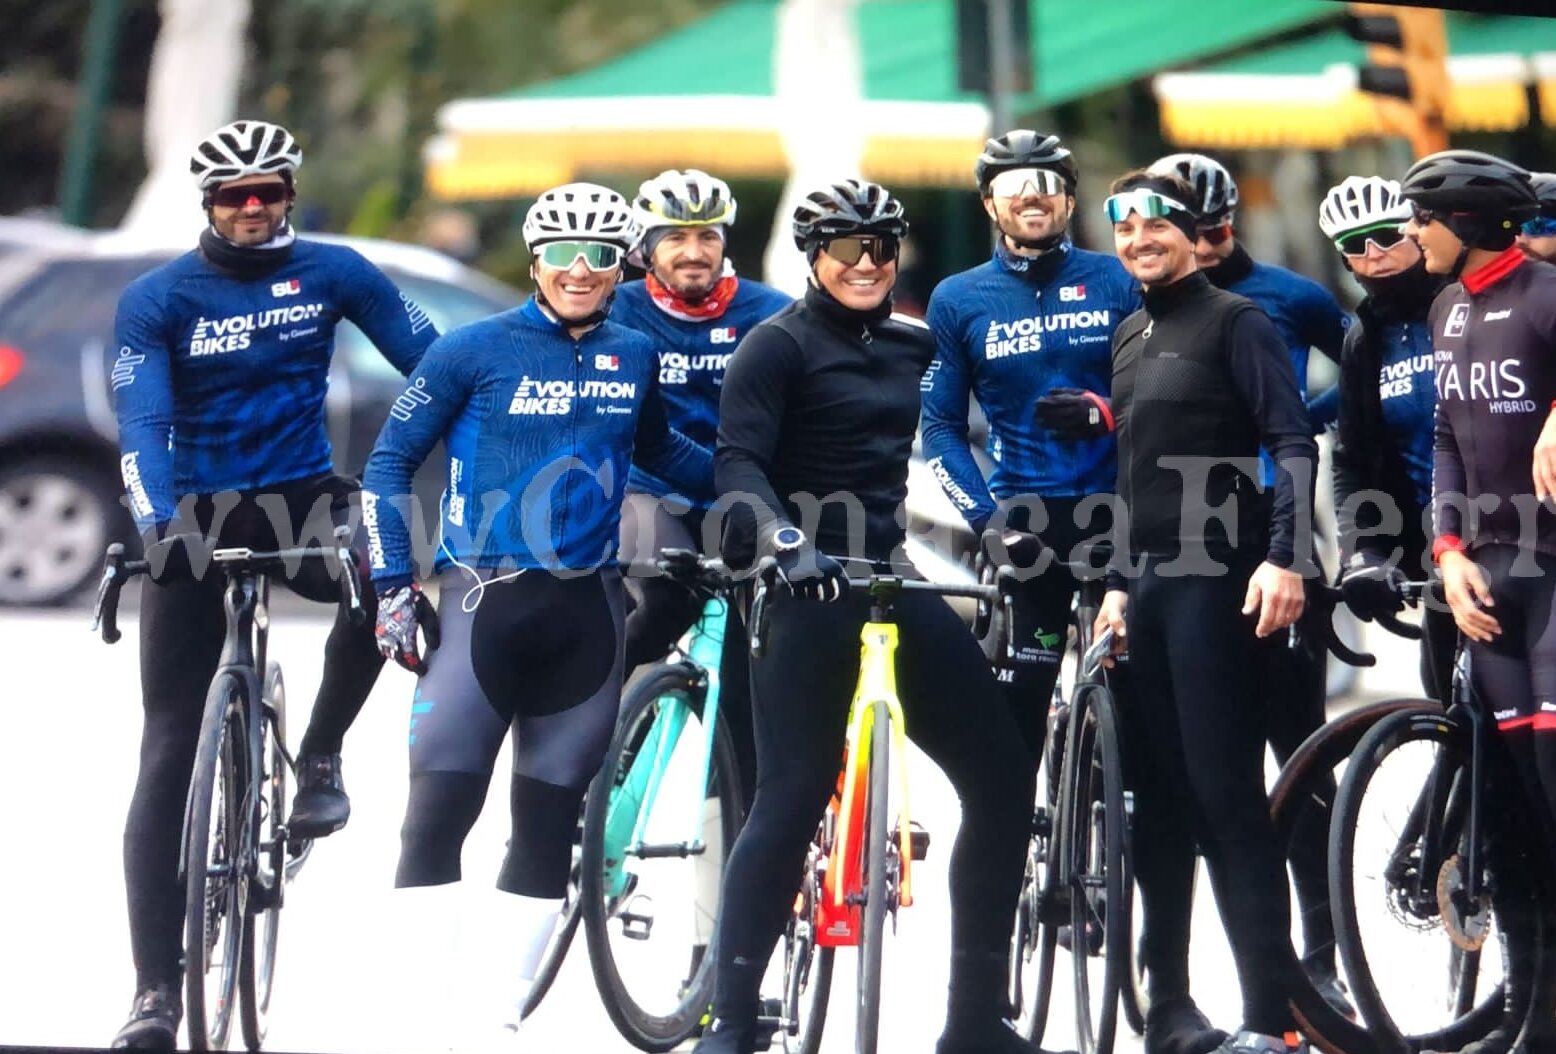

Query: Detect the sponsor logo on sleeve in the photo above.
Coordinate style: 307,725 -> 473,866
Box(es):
1443,302 -> 1470,338
400,292 -> 433,335
119,452 -> 154,519
111,346 -> 145,391
390,377 -> 433,422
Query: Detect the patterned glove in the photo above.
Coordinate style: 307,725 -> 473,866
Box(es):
376,582 -> 439,674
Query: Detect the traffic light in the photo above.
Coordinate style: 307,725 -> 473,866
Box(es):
1343,3 -> 1449,157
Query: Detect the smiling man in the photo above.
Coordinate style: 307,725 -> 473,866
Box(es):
1096,169 -> 1317,1054
919,129 -> 1140,774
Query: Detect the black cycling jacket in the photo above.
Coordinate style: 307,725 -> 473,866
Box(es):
716,283 -> 933,567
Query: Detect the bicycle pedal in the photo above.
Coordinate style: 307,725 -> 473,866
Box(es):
618,896 -> 654,941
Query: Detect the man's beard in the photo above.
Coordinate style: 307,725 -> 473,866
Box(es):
658,267 -> 717,302
218,216 -> 281,245
999,207 -> 1067,251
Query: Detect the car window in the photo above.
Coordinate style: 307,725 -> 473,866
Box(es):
337,270 -> 519,382
0,257 -> 163,346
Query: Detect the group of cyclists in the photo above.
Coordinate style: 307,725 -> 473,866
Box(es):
102,112 -> 1556,1054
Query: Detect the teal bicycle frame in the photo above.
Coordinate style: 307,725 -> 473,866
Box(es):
599,594 -> 729,899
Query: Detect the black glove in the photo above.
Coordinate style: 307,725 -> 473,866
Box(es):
142,529 -> 209,585
1034,387 -> 1113,439
980,528 -> 1052,574
1340,554 -> 1408,622
773,546 -> 849,603
376,582 -> 440,673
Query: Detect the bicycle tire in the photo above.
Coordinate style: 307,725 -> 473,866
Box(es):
239,663 -> 287,1050
1071,687 -> 1129,1054
1119,875 -> 1147,1036
582,663 -> 744,1052
784,822 -> 835,1054
1328,708 -> 1509,1054
856,699 -> 893,1054
1268,697 -> 1441,1054
184,671 -> 249,1051
1016,705 -> 1064,1046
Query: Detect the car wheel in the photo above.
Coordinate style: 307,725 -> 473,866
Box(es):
0,455 -> 122,606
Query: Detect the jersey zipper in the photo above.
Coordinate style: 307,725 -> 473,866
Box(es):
556,338 -> 584,567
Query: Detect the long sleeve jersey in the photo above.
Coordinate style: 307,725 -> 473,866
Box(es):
1430,249 -> 1556,556
610,276 -> 791,508
113,239 -> 436,531
920,241 -> 1142,532
362,299 -> 713,586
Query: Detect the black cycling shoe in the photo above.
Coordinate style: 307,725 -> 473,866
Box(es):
690,1014 -> 757,1054
289,752 -> 350,838
110,983 -> 181,1050
935,1019 -> 1077,1054
1145,994 -> 1230,1054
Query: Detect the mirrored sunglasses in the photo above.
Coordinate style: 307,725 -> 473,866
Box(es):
1335,222 -> 1409,257
1104,190 -> 1191,224
822,235 -> 899,266
1522,216 -> 1556,238
989,167 -> 1068,199
210,183 -> 290,208
537,241 -> 623,271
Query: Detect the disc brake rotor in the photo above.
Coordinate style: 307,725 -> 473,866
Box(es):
1437,852 -> 1491,951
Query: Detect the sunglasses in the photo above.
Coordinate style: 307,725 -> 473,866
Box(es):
209,183 -> 290,209
1334,222 -> 1409,256
821,235 -> 899,266
536,241 -> 623,271
1409,203 -> 1440,227
989,167 -> 1068,199
1103,189 -> 1191,224
1522,216 -> 1556,238
1196,222 -> 1234,246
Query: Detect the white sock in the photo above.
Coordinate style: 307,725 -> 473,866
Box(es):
489,892 -> 564,1030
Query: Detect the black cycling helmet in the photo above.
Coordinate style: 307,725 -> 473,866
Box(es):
791,179 -> 908,252
1531,172 -> 1556,220
975,130 -> 1077,195
1399,150 -> 1538,221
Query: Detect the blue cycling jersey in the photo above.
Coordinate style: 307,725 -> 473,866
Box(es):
113,240 -> 435,532
362,298 -> 713,586
1377,316 -> 1437,508
1209,246 -> 1350,483
921,241 -> 1142,531
611,276 -> 791,508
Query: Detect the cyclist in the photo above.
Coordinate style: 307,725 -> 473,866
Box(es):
1515,172 -> 1556,264
919,129 -> 1140,758
1402,149 -> 1556,1053
361,182 -> 711,1044
109,120 -> 437,1050
1320,175 -> 1455,699
1148,150 -> 1352,1017
696,179 -> 1060,1054
1096,169 -> 1318,1054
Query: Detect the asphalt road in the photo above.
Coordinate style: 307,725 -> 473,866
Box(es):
0,601 -> 1441,1053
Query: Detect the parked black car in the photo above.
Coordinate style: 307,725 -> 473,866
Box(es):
0,232 -> 523,606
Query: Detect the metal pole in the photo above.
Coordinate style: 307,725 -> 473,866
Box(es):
58,0 -> 127,225
986,0 -> 1014,137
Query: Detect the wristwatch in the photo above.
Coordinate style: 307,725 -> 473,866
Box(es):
770,525 -> 806,554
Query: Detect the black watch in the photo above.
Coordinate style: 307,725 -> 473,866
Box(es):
771,526 -> 806,554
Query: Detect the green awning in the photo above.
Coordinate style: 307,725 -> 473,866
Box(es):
1155,14 -> 1556,148
427,0 -> 1338,198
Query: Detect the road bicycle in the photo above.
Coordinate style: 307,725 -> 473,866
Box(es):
93,526 -> 363,1051
751,563 -> 1013,1054
995,556 -> 1129,1054
575,548 -> 746,1051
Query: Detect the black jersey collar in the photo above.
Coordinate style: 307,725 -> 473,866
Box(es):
995,236 -> 1070,287
198,225 -> 296,280
1140,270 -> 1211,316
1357,257 -> 1442,323
1203,242 -> 1254,289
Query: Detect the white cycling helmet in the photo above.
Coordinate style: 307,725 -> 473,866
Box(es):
634,169 -> 738,230
190,120 -> 302,191
522,182 -> 641,252
1148,152 -> 1238,221
1319,176 -> 1413,240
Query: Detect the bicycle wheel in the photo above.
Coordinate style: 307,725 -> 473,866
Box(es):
1119,875 -> 1147,1036
1329,708 -> 1509,1053
521,827 -> 584,1019
239,663 -> 287,1050
782,821 -> 835,1054
855,700 -> 895,1054
1268,697 -> 1441,1054
1070,687 -> 1129,1054
1015,703 -> 1065,1045
582,663 -> 744,1052
184,671 -> 249,1051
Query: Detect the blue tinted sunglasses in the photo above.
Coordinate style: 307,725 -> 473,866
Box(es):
1522,216 -> 1556,238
